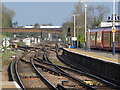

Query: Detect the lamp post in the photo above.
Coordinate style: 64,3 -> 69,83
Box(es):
73,14 -> 80,48
73,14 -> 76,38
112,0 -> 116,55
84,2 -> 87,50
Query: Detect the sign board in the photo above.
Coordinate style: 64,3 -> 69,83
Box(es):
2,40 -> 10,47
23,38 -> 31,46
112,27 -> 116,32
107,16 -> 120,21
71,37 -> 77,41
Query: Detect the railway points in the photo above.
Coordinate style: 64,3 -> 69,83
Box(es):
2,2 -> 120,90
5,43 -> 118,89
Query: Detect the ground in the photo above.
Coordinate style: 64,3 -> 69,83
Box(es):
0,50 -> 23,82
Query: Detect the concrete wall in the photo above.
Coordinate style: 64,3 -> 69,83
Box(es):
62,48 -> 120,85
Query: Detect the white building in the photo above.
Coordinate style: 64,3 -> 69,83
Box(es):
40,26 -> 62,28
23,25 -> 62,29
23,25 -> 34,28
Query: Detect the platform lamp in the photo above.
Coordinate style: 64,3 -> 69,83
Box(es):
72,14 -> 80,48
112,0 -> 116,55
84,2 -> 87,50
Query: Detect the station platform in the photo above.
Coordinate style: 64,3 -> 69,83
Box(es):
64,48 -> 120,64
0,81 -> 21,90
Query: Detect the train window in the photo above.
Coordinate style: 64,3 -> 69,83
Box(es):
103,32 -> 109,41
97,32 -> 101,41
115,32 -> 120,42
90,33 -> 95,40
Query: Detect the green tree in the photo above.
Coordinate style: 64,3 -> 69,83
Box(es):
34,23 -> 40,28
0,3 -> 15,27
62,21 -> 73,43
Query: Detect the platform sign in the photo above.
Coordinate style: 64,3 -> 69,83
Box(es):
112,27 -> 116,32
23,38 -> 31,46
71,37 -> 77,41
107,16 -> 120,21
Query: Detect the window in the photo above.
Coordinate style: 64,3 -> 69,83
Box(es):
115,32 -> 120,42
97,32 -> 102,41
90,33 -> 95,40
103,32 -> 110,41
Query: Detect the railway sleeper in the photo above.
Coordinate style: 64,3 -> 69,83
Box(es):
42,68 -> 48,72
20,75 -> 39,79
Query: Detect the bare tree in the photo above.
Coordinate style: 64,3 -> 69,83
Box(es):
88,5 -> 109,28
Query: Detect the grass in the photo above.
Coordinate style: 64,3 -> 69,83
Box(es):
0,54 -> 2,71
17,42 -> 25,46
1,51 -> 15,67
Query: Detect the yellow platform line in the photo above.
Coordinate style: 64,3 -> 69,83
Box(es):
65,48 -> 119,64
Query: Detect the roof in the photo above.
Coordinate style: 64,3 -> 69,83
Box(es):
89,26 -> 120,32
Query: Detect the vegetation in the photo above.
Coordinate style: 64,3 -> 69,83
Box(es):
0,3 -> 15,27
2,32 -> 14,38
62,2 -> 109,47
34,23 -> 40,28
1,51 -> 14,67
17,41 -> 25,46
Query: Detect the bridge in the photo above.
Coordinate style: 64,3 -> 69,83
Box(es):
1,27 -> 62,33
1,27 -> 63,41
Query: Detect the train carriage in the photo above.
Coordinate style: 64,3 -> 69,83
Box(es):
87,26 -> 120,51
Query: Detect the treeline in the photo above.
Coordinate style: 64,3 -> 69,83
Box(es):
0,3 -> 15,27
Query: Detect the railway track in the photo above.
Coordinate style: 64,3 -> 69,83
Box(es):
41,46 -> 118,90
10,50 -> 52,90
32,58 -> 93,90
9,43 -> 119,90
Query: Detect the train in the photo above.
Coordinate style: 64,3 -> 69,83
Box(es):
86,26 -> 120,51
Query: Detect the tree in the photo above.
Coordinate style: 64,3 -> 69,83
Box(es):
34,23 -> 40,28
0,3 -> 15,27
12,21 -> 18,27
62,21 -> 73,43
88,5 -> 109,28
63,2 -> 109,47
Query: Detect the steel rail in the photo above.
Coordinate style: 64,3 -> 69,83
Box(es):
57,54 -> 120,89
30,58 -> 58,90
33,58 -> 95,90
15,58 -> 26,90
43,48 -> 119,89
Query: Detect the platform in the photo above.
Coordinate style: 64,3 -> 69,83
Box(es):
64,48 -> 120,64
0,81 -> 21,90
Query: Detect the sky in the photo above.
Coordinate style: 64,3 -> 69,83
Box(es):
3,2 -> 119,26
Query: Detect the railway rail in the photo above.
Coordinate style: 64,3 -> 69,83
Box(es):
9,43 -> 119,90
9,50 -> 50,89
41,45 -> 118,89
